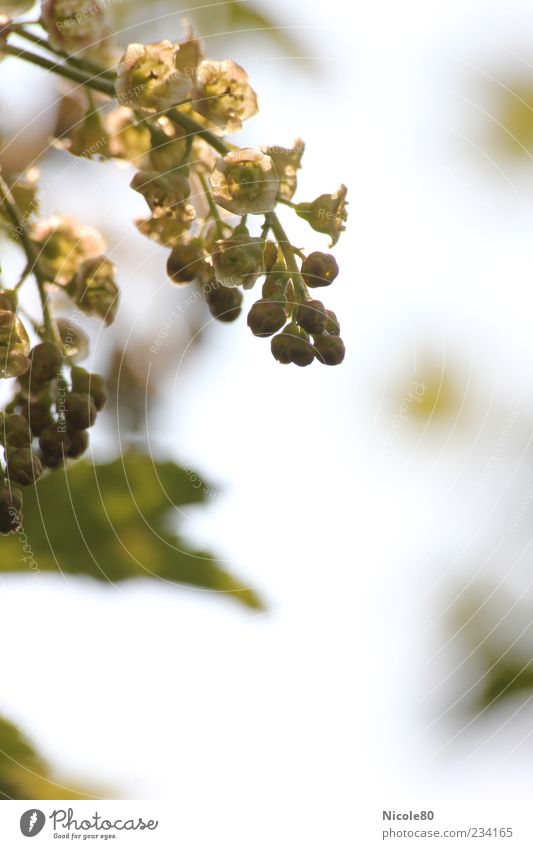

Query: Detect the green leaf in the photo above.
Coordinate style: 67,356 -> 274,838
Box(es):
0,716 -> 98,800
475,655 -> 533,711
0,453 -> 264,610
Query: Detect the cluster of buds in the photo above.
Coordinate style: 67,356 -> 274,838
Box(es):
0,12 -> 350,529
0,212 -> 114,533
0,343 -> 108,533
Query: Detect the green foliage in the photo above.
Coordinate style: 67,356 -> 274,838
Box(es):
0,717 -> 98,799
451,589 -> 533,714
475,654 -> 533,711
486,82 -> 533,158
0,453 -> 264,610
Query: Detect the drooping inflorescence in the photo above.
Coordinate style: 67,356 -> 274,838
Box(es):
0,0 -> 349,532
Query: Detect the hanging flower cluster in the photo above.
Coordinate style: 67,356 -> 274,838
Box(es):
0,0 -> 348,532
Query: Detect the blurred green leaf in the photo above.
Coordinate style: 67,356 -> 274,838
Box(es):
450,589 -> 533,714
0,453 -> 264,610
475,654 -> 533,711
485,81 -> 533,159
0,717 -> 99,800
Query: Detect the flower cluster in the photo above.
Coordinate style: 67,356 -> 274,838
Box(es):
0,1 -> 349,531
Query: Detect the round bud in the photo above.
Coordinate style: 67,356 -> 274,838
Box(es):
247,299 -> 286,337
6,447 -> 42,486
20,402 -> 54,437
167,243 -> 206,284
71,369 -> 108,411
39,425 -> 72,468
0,486 -> 23,535
57,319 -> 90,362
29,342 -> 62,382
66,427 -> 89,459
65,393 -> 97,430
324,309 -> 340,336
295,299 -> 327,335
313,335 -> 346,366
1,414 -> 31,448
205,283 -> 243,323
271,328 -> 314,367
301,252 -> 339,288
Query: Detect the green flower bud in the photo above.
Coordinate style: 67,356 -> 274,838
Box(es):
57,319 -> 90,362
0,485 -> 23,535
6,447 -> 42,486
136,214 -> 195,248
247,299 -> 286,337
20,402 -> 54,437
66,426 -> 89,458
205,282 -> 243,323
263,139 -> 305,202
41,0 -> 106,53
301,252 -> 339,288
68,107 -> 110,159
116,40 -> 193,112
313,334 -> 346,366
149,120 -> 188,171
193,60 -> 258,133
295,185 -> 348,246
39,425 -> 72,468
70,256 -> 119,326
0,310 -> 28,348
213,234 -> 264,289
0,311 -> 31,379
106,107 -> 152,163
71,368 -> 108,411
131,171 -> 196,223
0,413 -> 31,448
210,148 -> 279,215
271,326 -> 314,367
324,309 -> 340,335
295,299 -> 327,335
0,172 -> 39,235
65,392 -> 97,430
29,342 -> 62,383
0,349 -> 30,379
32,215 -> 106,286
167,241 -> 206,284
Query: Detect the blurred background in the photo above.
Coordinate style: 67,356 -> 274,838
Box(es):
3,0 -> 533,842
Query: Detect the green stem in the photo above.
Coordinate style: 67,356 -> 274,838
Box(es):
2,43 -> 115,96
266,213 -> 307,304
168,110 -> 230,157
13,25 -> 115,80
198,172 -> 227,240
0,174 -> 56,341
14,262 -> 32,291
278,198 -> 297,209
